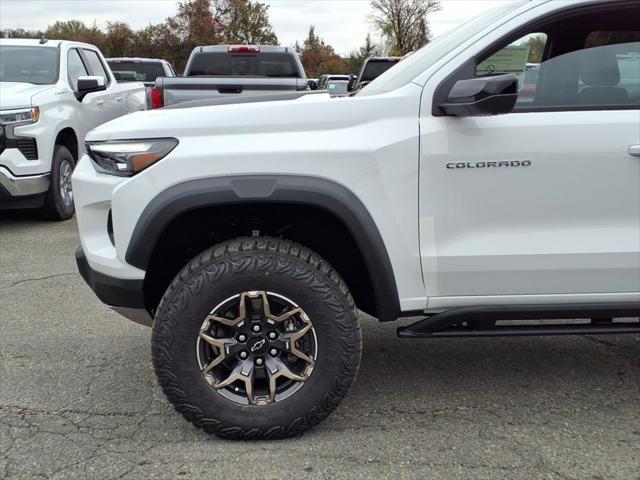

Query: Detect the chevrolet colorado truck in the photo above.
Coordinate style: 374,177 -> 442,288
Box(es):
73,0 -> 640,439
152,45 -> 308,108
0,39 -> 146,219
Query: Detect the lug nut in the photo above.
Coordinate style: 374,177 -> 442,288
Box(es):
252,325 -> 261,333
239,351 -> 248,360
269,348 -> 278,357
238,334 -> 247,342
255,358 -> 264,366
268,332 -> 277,340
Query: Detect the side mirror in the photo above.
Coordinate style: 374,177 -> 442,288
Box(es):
438,74 -> 518,117
346,74 -> 357,92
307,79 -> 318,91
76,76 -> 107,101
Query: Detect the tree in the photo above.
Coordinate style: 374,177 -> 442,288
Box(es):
521,35 -> 545,63
296,26 -> 350,78
347,33 -> 380,72
44,20 -> 106,50
1,28 -> 40,39
104,22 -> 135,57
220,0 -> 278,44
370,0 -> 441,55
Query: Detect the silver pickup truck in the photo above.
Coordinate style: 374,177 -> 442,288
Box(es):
153,45 -> 308,108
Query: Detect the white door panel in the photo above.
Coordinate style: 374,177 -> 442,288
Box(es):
419,110 -> 640,297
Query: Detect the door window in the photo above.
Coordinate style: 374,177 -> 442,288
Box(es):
81,49 -> 111,85
476,33 -> 547,105
67,49 -> 88,91
471,8 -> 640,112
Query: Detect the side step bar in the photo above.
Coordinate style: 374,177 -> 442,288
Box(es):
397,303 -> 640,339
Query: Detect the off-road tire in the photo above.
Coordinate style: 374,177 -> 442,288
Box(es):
42,145 -> 75,220
152,236 -> 362,439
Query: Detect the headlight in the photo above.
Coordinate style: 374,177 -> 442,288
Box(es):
86,138 -> 179,177
0,107 -> 40,125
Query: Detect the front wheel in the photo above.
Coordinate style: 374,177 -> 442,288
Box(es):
42,145 -> 75,220
152,237 -> 362,439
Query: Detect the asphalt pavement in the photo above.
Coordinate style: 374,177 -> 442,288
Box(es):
1,212 -> 638,480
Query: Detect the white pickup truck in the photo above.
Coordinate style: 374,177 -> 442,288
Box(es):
74,0 -> 639,439
0,39 -> 146,219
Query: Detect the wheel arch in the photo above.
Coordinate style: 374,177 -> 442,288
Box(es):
125,175 -> 401,322
54,127 -> 79,162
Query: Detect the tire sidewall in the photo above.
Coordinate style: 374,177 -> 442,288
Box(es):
45,145 -> 75,220
153,244 -> 360,434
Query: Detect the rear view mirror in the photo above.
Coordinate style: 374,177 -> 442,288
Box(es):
76,76 -> 107,101
438,74 -> 518,117
307,79 -> 318,91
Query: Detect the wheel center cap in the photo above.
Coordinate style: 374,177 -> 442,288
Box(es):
248,337 -> 267,355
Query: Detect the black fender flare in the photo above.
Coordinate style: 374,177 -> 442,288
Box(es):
125,175 -> 401,321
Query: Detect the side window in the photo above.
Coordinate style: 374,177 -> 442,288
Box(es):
67,49 -> 88,91
81,49 -> 111,85
584,31 -> 640,106
475,28 -> 640,111
476,33 -> 547,106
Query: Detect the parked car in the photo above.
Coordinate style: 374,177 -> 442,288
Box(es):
152,45 -> 308,108
317,74 -> 351,90
107,57 -> 176,108
0,39 -> 146,219
326,79 -> 350,97
74,0 -> 640,439
349,56 -> 402,92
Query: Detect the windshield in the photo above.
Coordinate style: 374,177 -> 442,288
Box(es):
187,52 -> 301,78
108,61 -> 166,82
359,1 -> 526,96
0,46 -> 59,85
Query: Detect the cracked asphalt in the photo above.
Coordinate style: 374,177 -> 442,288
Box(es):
1,212 -> 639,480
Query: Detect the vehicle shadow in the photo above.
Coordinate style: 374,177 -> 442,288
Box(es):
345,315 -> 639,418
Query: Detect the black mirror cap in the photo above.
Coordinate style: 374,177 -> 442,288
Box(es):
76,77 -> 107,101
438,73 -> 518,117
307,79 -> 318,91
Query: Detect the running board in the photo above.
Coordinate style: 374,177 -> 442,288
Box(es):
397,303 -> 640,339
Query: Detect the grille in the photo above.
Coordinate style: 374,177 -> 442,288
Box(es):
5,138 -> 38,160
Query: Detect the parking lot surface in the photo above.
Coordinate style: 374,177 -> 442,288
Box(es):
1,213 -> 639,480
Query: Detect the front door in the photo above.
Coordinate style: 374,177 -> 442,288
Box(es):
419,11 -> 640,304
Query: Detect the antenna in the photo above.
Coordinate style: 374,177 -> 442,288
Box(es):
39,36 -> 48,45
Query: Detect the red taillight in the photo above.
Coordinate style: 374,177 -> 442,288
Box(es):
150,87 -> 163,109
228,45 -> 260,54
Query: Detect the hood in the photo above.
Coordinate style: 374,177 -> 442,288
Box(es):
0,82 -> 55,110
86,82 -> 421,143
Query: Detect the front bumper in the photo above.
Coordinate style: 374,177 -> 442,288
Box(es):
0,166 -> 49,197
75,246 -> 153,327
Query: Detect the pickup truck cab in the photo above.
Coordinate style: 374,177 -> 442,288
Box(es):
317,74 -> 351,90
0,39 -> 146,219
152,45 -> 308,108
107,57 -> 176,109
349,56 -> 402,92
73,0 -> 640,439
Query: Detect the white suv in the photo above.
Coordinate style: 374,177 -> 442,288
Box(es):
73,0 -> 640,439
0,39 -> 146,219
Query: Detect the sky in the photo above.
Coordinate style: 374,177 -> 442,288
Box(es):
0,0 -> 513,55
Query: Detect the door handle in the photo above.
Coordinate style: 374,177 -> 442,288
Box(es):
96,99 -> 104,106
115,96 -> 123,102
629,145 -> 640,157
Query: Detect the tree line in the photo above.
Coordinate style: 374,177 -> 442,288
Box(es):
1,0 -> 441,78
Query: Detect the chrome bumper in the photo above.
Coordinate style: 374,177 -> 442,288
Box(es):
0,166 -> 49,197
